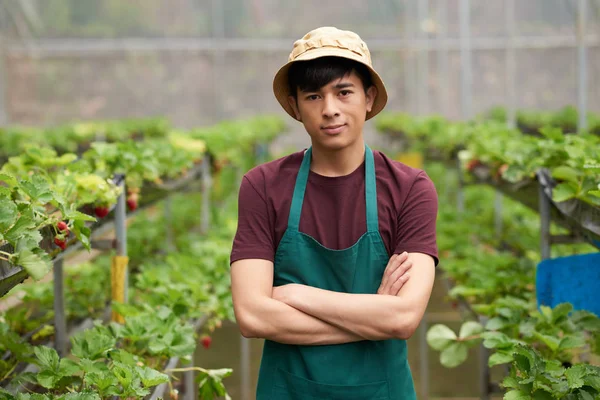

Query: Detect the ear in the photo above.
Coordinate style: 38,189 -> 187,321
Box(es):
287,95 -> 302,121
365,85 -> 377,113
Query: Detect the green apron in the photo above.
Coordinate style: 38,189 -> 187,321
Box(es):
256,144 -> 416,400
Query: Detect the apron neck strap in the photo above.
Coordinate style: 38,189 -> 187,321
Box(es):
288,145 -> 379,233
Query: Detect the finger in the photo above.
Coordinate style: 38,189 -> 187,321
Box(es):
381,252 -> 407,286
390,273 -> 410,296
381,255 -> 411,294
379,254 -> 400,291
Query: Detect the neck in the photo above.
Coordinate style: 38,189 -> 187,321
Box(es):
310,140 -> 366,177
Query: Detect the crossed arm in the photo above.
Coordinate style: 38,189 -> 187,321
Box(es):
230,252 -> 435,345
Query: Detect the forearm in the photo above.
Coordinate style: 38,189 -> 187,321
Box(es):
239,296 -> 366,345
282,285 -> 414,341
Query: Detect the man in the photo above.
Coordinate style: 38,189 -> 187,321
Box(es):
230,26 -> 438,399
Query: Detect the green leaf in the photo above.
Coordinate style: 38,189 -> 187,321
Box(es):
440,342 -> 469,368
459,321 -> 484,339
565,365 -> 586,389
426,324 -> 457,351
15,230 -> 43,252
196,368 -> 233,400
58,393 -> 101,400
0,173 -> 18,187
19,176 -> 53,204
583,374 -> 600,389
533,332 -> 560,353
0,197 -> 18,231
552,182 -> 578,203
482,331 -> 514,350
552,166 -> 581,183
36,370 -> 61,389
502,376 -> 521,390
559,335 -> 586,351
577,390 -> 595,400
58,358 -> 80,376
14,249 -> 52,281
552,303 -> 573,323
489,351 -> 514,367
62,209 -> 96,223
34,346 -> 60,371
532,390 -> 554,400
4,215 -> 36,244
111,361 -> 134,388
135,366 -> 169,387
504,389 -> 531,400
71,327 -> 116,360
486,317 -> 508,331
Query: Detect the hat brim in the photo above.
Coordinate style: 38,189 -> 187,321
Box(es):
273,48 -> 388,121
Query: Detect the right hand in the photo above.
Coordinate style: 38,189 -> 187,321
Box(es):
377,252 -> 413,296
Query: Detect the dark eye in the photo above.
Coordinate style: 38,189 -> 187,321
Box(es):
340,90 -> 352,97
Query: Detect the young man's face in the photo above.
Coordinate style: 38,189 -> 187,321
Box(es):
288,70 -> 376,151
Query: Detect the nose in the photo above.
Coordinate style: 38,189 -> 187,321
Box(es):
322,94 -> 340,119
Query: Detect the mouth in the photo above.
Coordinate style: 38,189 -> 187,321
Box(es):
321,124 -> 346,135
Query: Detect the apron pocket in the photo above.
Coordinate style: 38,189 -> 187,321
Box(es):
273,367 -> 389,400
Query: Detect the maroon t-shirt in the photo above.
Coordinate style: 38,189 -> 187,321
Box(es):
230,149 -> 439,266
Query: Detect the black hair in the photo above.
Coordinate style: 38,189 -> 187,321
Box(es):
287,56 -> 373,98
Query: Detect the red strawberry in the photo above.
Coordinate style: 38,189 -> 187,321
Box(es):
94,206 -> 110,218
201,335 -> 212,349
57,221 -> 69,233
466,159 -> 482,172
126,198 -> 138,212
127,192 -> 139,212
54,236 -> 67,250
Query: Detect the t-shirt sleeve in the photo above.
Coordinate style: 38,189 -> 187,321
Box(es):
394,171 -> 439,266
230,175 -> 275,265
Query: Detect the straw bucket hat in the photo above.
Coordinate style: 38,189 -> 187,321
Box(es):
273,26 -> 388,121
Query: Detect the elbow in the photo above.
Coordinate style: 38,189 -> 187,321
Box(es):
390,313 -> 421,340
237,313 -> 262,339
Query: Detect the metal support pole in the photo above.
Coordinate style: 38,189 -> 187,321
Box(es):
115,183 -> 128,302
240,335 -> 251,400
201,156 -> 212,234
479,316 -> 490,400
53,258 -> 67,356
539,182 -> 551,260
183,362 -> 195,400
459,0 -> 473,120
419,320 -> 429,399
437,0 -> 450,117
403,0 -> 416,114
417,0 -> 429,115
164,196 -> 174,251
505,0 -> 516,129
577,0 -> 588,132
211,0 -> 225,122
495,191 -> 503,239
457,157 -> 465,213
0,36 -> 8,126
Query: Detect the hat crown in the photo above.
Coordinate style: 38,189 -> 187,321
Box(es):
289,26 -> 372,65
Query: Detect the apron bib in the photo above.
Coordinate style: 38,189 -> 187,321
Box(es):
256,145 -> 416,400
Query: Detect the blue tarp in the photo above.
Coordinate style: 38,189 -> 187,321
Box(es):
536,252 -> 600,317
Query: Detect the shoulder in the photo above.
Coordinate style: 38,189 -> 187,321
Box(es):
372,150 -> 436,193
242,150 -> 305,195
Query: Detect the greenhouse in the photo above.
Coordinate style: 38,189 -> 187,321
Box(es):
0,1 -> 599,399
